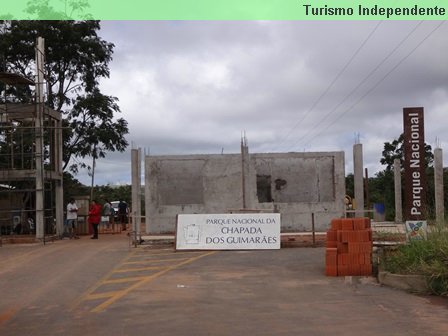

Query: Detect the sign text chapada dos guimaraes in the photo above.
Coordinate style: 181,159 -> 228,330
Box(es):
176,213 -> 281,250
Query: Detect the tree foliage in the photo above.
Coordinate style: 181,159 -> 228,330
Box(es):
25,0 -> 93,20
0,19 -> 128,174
380,133 -> 434,172
371,134 -> 438,221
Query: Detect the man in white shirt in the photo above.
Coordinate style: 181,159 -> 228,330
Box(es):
66,198 -> 79,239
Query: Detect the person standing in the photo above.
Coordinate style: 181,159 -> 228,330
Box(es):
66,198 -> 79,239
118,200 -> 128,231
88,200 -> 102,239
103,199 -> 113,228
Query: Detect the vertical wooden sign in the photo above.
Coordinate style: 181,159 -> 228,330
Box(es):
403,107 -> 427,220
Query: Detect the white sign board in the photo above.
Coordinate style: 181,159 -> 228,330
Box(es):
405,220 -> 427,241
176,213 -> 281,250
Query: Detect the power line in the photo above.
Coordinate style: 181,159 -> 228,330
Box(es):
272,21 -> 383,151
287,20 -> 424,151
301,21 -> 446,149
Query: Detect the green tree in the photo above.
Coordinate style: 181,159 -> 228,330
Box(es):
380,133 -> 434,171
63,172 -> 89,204
25,0 -> 93,20
375,134 -> 435,220
368,170 -> 396,220
0,19 -> 129,175
93,184 -> 132,205
345,173 -> 354,198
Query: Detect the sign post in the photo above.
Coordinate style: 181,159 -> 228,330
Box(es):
403,107 -> 427,240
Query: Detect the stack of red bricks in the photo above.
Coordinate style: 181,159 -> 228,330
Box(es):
325,217 -> 372,277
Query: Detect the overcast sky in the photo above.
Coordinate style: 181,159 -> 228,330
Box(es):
79,20 -> 448,186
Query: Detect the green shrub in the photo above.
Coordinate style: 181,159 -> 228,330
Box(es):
380,225 -> 448,295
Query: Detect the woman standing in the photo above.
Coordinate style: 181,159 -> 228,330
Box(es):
88,200 -> 102,239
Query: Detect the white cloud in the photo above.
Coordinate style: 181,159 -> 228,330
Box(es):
74,20 -> 448,185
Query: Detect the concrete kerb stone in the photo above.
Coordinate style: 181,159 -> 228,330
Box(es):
378,271 -> 430,294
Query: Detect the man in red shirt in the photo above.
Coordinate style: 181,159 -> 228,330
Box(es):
88,200 -> 102,239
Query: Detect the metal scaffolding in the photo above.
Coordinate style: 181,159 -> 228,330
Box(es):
0,37 -> 63,241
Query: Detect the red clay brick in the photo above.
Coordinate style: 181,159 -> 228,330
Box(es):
326,253 -> 337,266
358,254 -> 365,265
363,253 -> 372,265
353,218 -> 365,230
348,242 -> 372,254
357,229 -> 372,242
360,264 -> 372,276
364,217 -> 371,229
362,243 -> 370,253
326,230 -> 337,242
341,218 -> 354,230
338,253 -> 348,266
337,265 -> 349,276
326,265 -> 338,276
326,240 -> 337,248
337,242 -> 349,254
349,231 -> 359,242
348,253 -> 359,265
331,218 -> 342,231
338,230 -> 358,242
348,264 -> 361,275
347,242 -> 358,253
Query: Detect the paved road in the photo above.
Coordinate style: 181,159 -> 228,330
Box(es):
0,234 -> 447,335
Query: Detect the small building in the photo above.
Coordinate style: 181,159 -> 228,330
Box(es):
145,151 -> 345,233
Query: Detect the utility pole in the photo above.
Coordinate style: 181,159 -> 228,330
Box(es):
434,146 -> 444,224
353,143 -> 364,217
90,145 -> 97,201
394,159 -> 403,223
35,37 -> 45,240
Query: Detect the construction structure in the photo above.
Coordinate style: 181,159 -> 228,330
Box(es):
145,148 -> 345,234
0,37 -> 63,240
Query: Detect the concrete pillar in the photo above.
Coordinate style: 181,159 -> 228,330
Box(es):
394,159 -> 403,223
55,118 -> 64,236
353,144 -> 364,217
55,182 -> 64,236
434,148 -> 444,224
35,37 -> 45,239
241,136 -> 250,209
144,156 -> 151,234
131,148 -> 142,239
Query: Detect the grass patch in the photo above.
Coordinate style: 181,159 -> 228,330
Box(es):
379,225 -> 448,295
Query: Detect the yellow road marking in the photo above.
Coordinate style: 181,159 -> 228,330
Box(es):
90,251 -> 216,313
70,249 -> 139,311
122,257 -> 190,265
103,276 -> 150,284
87,291 -> 124,300
127,251 -> 203,258
113,266 -> 163,273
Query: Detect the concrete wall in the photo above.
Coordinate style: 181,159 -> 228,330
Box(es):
145,152 -> 345,234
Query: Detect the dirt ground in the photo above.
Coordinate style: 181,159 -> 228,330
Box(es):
0,232 -> 447,335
